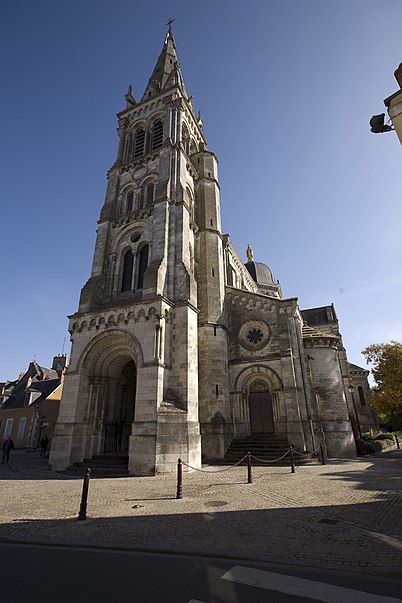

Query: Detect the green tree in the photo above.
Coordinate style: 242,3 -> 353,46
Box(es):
362,341 -> 402,431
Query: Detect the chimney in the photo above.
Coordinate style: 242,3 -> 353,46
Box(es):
52,354 -> 68,378
394,62 -> 402,88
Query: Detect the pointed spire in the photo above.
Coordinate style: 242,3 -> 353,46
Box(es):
141,30 -> 188,100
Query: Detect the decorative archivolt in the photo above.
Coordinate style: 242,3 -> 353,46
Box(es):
111,219 -> 151,253
78,329 -> 144,376
233,364 -> 283,394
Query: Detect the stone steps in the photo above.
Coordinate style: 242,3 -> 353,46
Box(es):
65,455 -> 129,477
223,434 -> 314,465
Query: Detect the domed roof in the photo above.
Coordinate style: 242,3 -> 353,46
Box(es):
245,261 -> 276,287
244,245 -> 282,298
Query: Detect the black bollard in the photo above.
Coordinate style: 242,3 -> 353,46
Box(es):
319,442 -> 326,465
395,434 -> 400,450
247,452 -> 253,484
176,458 -> 183,499
289,446 -> 295,473
78,467 -> 91,521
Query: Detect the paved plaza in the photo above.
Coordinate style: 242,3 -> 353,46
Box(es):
0,449 -> 401,577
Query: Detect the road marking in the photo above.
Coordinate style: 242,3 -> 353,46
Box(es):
221,566 -> 402,602
367,530 -> 402,551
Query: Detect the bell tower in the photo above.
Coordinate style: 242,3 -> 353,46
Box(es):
50,29 -> 215,475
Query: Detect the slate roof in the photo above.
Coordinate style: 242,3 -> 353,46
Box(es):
301,305 -> 338,326
348,362 -> 369,374
1,361 -> 61,411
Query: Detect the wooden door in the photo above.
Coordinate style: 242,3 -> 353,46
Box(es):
249,391 -> 274,433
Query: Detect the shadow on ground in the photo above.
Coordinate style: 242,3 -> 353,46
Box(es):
0,502 -> 402,577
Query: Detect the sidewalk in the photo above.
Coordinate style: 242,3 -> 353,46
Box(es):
1,449 -> 401,577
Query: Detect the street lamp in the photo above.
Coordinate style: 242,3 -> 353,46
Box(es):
348,384 -> 362,439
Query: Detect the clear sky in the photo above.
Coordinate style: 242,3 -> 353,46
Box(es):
1,0 -> 401,380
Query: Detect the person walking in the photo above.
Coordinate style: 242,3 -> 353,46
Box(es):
2,436 -> 14,464
40,434 -> 49,456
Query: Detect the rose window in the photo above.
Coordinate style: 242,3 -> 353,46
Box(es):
247,328 -> 263,344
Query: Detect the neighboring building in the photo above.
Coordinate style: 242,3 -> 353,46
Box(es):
50,30 -> 359,476
384,62 -> 402,145
0,355 -> 67,449
348,363 -> 380,435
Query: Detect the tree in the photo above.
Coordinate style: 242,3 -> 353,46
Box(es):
362,341 -> 402,431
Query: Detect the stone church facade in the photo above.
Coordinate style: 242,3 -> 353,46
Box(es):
50,31 -> 360,475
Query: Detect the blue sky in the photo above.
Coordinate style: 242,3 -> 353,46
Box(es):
1,0 -> 401,380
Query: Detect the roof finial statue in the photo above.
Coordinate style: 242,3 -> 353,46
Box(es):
125,84 -> 136,107
166,17 -> 175,33
246,244 -> 254,262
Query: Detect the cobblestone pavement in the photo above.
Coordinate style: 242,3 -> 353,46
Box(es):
0,449 -> 401,577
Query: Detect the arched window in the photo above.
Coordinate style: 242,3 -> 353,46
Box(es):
126,190 -> 134,213
134,128 -> 145,158
185,187 -> 194,221
121,250 -> 134,292
358,386 -> 366,406
181,125 -> 190,154
137,245 -> 149,289
151,120 -> 163,150
145,182 -> 154,206
124,134 -> 133,162
189,139 -> 198,155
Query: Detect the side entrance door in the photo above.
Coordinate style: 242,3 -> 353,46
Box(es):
249,391 -> 274,433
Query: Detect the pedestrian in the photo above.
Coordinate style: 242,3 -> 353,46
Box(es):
2,436 -> 14,464
40,434 -> 49,456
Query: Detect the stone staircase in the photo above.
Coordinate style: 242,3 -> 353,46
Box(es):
223,434 -> 313,465
65,455 -> 129,477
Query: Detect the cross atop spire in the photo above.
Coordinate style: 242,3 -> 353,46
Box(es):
166,17 -> 175,33
141,27 -> 188,101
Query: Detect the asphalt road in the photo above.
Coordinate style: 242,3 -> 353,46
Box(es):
1,542 -> 401,602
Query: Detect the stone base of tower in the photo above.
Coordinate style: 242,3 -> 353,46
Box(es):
48,422 -> 86,472
200,420 -> 234,460
323,420 -> 356,458
128,414 -> 201,475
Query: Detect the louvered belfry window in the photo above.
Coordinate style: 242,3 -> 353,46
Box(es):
134,128 -> 145,158
151,120 -> 163,150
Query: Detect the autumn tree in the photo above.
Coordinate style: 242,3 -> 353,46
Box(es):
362,341 -> 402,431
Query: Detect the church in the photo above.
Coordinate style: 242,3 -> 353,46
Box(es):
50,30 -> 364,475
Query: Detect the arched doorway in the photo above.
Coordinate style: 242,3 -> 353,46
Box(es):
249,379 -> 274,433
104,359 -> 137,454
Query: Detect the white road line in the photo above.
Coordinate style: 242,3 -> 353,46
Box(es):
221,566 -> 402,602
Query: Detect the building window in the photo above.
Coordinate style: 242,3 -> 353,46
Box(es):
126,191 -> 134,213
151,120 -> 163,150
145,183 -> 154,206
181,125 -> 190,154
4,418 -> 13,438
121,250 -> 134,292
358,386 -> 366,406
137,245 -> 149,289
17,418 -> 26,440
124,133 -> 133,162
134,128 -> 145,158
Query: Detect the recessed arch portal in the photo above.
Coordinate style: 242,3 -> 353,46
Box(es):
78,330 -> 142,456
103,358 -> 137,454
